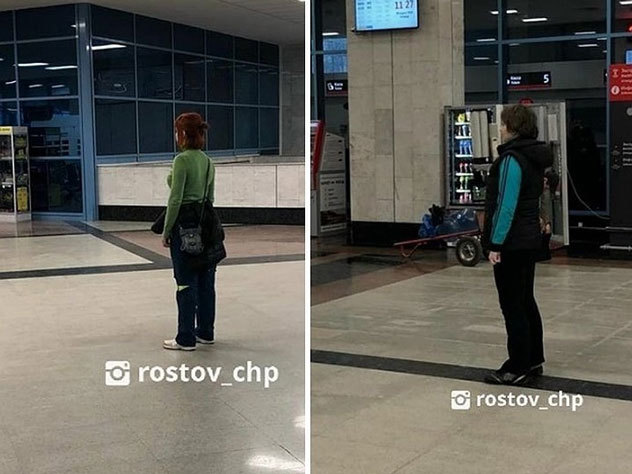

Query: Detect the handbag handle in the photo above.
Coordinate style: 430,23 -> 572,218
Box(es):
198,157 -> 211,226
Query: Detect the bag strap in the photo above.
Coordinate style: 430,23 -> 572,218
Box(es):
198,156 -> 211,225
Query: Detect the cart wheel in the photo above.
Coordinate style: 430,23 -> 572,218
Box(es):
456,236 -> 482,267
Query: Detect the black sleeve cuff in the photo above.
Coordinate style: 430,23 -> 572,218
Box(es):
487,242 -> 503,252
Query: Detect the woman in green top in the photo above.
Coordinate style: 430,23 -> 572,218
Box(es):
162,113 -> 217,351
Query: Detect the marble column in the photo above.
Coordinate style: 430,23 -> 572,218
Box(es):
346,0 -> 464,224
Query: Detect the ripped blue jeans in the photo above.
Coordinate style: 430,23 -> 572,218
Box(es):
170,230 -> 216,347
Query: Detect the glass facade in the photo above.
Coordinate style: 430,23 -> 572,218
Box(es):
464,0 -> 619,214
92,5 -> 280,158
0,4 -> 281,218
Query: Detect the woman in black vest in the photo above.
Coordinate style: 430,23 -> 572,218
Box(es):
482,105 -> 553,385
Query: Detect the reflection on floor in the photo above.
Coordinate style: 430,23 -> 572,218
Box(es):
0,222 -> 305,474
311,237 -> 632,474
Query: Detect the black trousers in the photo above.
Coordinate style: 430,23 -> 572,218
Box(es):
493,251 -> 545,373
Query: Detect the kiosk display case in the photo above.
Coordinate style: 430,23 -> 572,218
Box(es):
0,126 -> 31,222
444,104 -> 570,247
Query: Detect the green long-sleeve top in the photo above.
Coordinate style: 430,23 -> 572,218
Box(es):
162,149 -> 215,239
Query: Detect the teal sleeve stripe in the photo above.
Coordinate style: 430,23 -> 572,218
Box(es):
491,156 -> 522,246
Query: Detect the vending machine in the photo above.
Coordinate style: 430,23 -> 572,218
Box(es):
311,120 -> 347,237
444,103 -> 569,247
0,126 -> 31,223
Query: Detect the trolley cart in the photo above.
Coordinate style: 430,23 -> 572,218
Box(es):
394,229 -> 484,267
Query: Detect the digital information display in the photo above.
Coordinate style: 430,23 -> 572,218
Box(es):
506,72 -> 552,91
355,0 -> 419,32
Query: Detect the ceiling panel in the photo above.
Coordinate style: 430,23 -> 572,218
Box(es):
0,0 -> 305,44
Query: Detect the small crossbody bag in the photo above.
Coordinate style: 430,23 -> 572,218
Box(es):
178,158 -> 210,256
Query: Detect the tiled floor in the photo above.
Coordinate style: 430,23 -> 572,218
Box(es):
311,240 -> 632,473
0,222 -> 305,474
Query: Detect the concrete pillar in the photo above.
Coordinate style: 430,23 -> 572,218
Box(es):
281,44 -> 305,156
346,0 -> 464,234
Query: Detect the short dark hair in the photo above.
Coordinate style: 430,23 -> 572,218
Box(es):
175,112 -> 208,150
501,105 -> 538,139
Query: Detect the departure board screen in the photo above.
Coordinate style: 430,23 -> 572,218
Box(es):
355,0 -> 419,32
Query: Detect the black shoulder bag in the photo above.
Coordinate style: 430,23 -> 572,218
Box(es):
178,159 -> 211,256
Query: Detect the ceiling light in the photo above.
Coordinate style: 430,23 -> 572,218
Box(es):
91,44 -> 126,51
522,17 -> 548,23
578,43 -> 599,48
509,43 -> 521,46
473,57 -> 491,60
18,62 -> 49,67
45,65 -> 78,70
620,1 -> 632,5
28,84 -> 43,88
490,9 -> 519,15
51,84 -> 66,88
476,38 -> 497,43
322,32 -> 339,36
574,31 -> 597,35
5,80 -> 16,85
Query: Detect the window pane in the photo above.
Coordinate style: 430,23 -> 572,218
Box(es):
207,59 -> 233,103
235,37 -> 258,63
174,24 -> 204,54
207,105 -> 233,150
91,6 -> 134,42
506,1 -> 606,39
323,54 -> 348,74
0,44 -> 16,99
16,5 -> 76,41
507,40 -> 607,212
207,31 -> 234,59
0,102 -> 18,126
465,0 -> 498,42
21,100 -> 81,157
259,108 -> 279,148
138,101 -> 173,153
18,40 -> 78,98
259,42 -> 279,66
30,159 -> 82,213
0,11 -> 13,42
465,45 -> 498,104
259,66 -> 279,106
612,36 -> 632,64
174,54 -> 205,102
95,99 -> 137,155
235,106 -> 258,148
136,15 -> 172,49
93,40 -> 135,97
235,62 -> 259,104
137,47 -> 173,99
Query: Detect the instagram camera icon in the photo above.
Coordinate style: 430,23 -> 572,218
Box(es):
105,361 -> 131,386
451,390 -> 471,410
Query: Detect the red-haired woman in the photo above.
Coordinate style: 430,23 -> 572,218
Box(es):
162,112 -> 217,351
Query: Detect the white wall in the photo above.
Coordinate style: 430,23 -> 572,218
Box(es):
97,162 -> 304,208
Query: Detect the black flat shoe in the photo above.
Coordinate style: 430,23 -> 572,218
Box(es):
484,369 -> 529,386
529,364 -> 544,376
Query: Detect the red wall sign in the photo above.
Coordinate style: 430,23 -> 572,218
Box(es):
609,64 -> 632,102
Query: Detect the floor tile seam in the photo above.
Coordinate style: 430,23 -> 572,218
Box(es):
276,443 -> 305,465
585,320 -> 632,351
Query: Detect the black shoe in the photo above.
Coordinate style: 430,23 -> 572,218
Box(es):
529,364 -> 544,376
484,369 -> 529,386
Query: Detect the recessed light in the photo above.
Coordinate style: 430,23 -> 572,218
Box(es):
476,38 -> 497,43
574,31 -> 597,35
91,44 -> 127,51
5,80 -> 16,85
490,9 -> 519,15
28,84 -> 43,88
18,62 -> 49,67
620,1 -> 632,5
322,32 -> 340,36
45,65 -> 78,70
578,43 -> 599,48
522,17 -> 548,23
473,57 -> 491,60
51,84 -> 66,88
